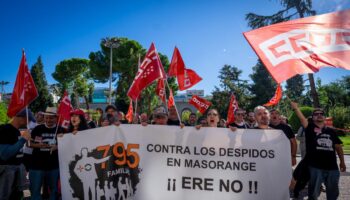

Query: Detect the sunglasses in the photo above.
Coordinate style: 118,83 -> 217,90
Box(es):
207,113 -> 218,116
313,112 -> 324,116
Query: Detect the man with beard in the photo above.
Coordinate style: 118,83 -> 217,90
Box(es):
29,107 -> 64,200
253,106 -> 270,129
291,102 -> 346,200
185,113 -> 197,126
269,109 -> 297,166
246,111 -> 256,128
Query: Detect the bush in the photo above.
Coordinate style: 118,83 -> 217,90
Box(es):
0,102 -> 9,125
288,106 -> 313,133
328,106 -> 350,130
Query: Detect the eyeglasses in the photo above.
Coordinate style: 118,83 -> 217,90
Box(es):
207,113 -> 218,116
313,112 -> 324,116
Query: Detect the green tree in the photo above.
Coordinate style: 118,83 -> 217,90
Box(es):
0,102 -> 9,124
29,56 -> 53,112
286,75 -> 304,99
52,58 -> 92,109
246,0 -> 319,107
89,37 -> 177,113
211,65 -> 251,119
249,60 -> 276,108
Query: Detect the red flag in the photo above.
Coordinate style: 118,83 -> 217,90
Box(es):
125,99 -> 133,123
156,79 -> 166,103
168,47 -> 202,90
178,69 -> 202,90
7,51 -> 38,117
167,89 -> 175,108
243,9 -> 350,83
127,43 -> 165,100
189,95 -> 211,114
263,84 -> 283,107
57,91 -> 73,129
226,94 -> 239,125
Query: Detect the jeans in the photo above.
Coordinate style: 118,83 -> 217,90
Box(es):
308,166 -> 340,200
0,165 -> 23,200
29,169 -> 59,200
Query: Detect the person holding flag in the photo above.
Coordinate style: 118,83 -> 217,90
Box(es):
0,50 -> 37,199
0,109 -> 33,199
29,107 -> 64,200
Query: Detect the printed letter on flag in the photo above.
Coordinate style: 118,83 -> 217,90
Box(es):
188,95 -> 211,114
7,51 -> 38,117
243,9 -> 350,83
169,47 -> 202,90
127,43 -> 164,100
263,84 -> 283,107
57,91 -> 73,129
226,94 -> 239,125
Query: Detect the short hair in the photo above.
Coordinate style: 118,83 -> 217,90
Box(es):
254,106 -> 270,116
189,113 -> 197,117
234,108 -> 246,115
269,109 -> 280,114
105,105 -> 117,112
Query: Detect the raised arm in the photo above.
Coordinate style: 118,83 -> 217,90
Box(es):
290,101 -> 308,128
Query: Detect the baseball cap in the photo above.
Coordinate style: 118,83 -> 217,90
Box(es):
70,109 -> 85,117
153,106 -> 168,117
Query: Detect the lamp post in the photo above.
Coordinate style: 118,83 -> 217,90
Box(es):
103,38 -> 120,105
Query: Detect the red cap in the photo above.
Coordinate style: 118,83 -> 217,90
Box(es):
70,109 -> 85,117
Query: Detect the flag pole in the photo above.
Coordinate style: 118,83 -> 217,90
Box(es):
26,106 -> 31,146
164,79 -> 181,123
51,114 -> 61,154
134,99 -> 138,123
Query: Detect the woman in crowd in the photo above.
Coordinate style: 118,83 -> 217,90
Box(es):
68,109 -> 89,134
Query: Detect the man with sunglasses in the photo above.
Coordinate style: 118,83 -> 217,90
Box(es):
291,102 -> 346,200
228,109 -> 250,129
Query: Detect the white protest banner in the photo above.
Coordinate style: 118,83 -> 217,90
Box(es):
58,125 -> 292,200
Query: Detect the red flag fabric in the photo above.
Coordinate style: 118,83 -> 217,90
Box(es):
167,89 -> 175,109
125,99 -> 133,123
243,9 -> 350,83
226,94 -> 239,125
178,69 -> 202,91
188,95 -> 211,114
156,79 -> 166,103
57,91 -> 73,129
168,47 -> 202,90
127,43 -> 165,100
263,84 -> 283,107
7,51 -> 38,117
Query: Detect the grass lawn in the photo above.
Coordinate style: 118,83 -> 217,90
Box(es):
339,134 -> 350,154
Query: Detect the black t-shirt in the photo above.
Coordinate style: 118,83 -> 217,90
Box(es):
229,122 -> 249,129
0,124 -> 23,165
269,123 -> 295,139
167,119 -> 180,126
31,124 -> 64,170
305,122 -> 342,170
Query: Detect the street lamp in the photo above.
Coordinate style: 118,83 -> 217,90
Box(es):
102,37 -> 120,105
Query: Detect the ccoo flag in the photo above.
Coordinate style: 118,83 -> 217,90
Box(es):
244,9 -> 350,83
168,47 -> 202,90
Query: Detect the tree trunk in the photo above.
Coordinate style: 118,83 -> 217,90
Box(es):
84,96 -> 90,110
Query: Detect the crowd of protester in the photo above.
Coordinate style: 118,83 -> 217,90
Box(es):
0,101 -> 347,199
